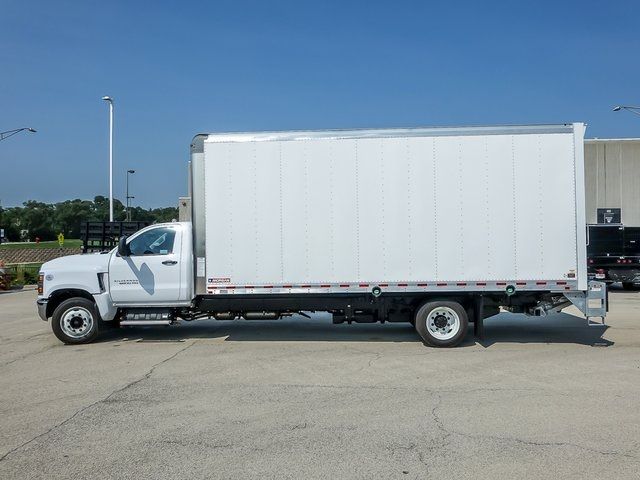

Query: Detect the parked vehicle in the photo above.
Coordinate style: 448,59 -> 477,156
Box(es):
587,224 -> 640,289
37,123 -> 607,346
80,221 -> 150,253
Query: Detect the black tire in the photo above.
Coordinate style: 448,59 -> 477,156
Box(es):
622,282 -> 638,291
414,300 -> 468,347
51,297 -> 101,344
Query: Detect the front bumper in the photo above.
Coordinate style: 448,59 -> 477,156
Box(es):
36,298 -> 48,321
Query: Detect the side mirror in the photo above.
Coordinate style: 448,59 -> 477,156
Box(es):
117,235 -> 130,257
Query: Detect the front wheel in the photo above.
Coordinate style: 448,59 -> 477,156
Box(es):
414,300 -> 468,347
51,297 -> 101,344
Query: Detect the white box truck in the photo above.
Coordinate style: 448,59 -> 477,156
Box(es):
36,123 -> 607,346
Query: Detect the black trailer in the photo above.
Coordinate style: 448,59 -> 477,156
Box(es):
80,221 -> 150,253
587,224 -> 640,289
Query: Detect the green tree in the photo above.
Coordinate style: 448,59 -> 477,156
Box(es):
53,199 -> 95,238
1,197 -> 180,242
127,206 -> 178,223
127,206 -> 151,222
0,206 -> 21,241
91,195 -> 126,221
150,207 -> 179,223
20,201 -> 55,240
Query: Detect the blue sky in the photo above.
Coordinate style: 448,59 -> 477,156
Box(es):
1,0 -> 639,208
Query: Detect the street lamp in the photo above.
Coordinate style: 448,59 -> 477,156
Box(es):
0,127 -> 36,141
613,105 -> 640,117
126,169 -> 136,221
102,96 -> 114,222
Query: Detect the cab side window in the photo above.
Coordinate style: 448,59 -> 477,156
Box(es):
128,228 -> 176,256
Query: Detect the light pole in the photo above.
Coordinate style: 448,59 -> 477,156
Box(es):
613,105 -> 640,117
102,96 -> 114,222
126,169 -> 135,221
0,127 -> 36,141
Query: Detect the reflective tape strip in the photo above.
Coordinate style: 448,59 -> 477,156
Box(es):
205,280 -> 578,293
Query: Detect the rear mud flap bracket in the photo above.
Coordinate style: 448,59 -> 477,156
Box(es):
563,281 -> 607,326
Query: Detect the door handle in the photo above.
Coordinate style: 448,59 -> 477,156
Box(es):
162,260 -> 178,266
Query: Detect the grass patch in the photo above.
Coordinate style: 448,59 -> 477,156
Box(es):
0,239 -> 83,250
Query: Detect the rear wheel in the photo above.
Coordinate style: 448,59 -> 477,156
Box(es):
51,297 -> 101,344
622,282 -> 639,291
414,300 -> 468,347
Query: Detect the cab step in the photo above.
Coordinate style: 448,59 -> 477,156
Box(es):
120,309 -> 175,326
120,319 -> 173,326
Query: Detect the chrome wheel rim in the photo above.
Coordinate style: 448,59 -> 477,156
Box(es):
427,306 -> 460,340
60,307 -> 94,339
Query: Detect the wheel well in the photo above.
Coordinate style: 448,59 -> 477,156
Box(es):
412,296 -> 470,311
46,289 -> 95,318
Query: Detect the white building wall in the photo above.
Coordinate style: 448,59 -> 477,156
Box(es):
585,139 -> 640,226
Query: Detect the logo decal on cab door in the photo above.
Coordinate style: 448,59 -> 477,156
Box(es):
114,279 -> 140,285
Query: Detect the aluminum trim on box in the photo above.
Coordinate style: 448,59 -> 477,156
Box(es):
202,124 -> 575,144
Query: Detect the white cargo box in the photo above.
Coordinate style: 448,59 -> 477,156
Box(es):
192,124 -> 586,295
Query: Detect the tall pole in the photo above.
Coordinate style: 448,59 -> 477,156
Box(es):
126,169 -> 135,221
126,171 -> 129,221
102,96 -> 114,222
108,101 -> 114,222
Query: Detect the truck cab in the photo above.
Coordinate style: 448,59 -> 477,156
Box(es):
37,222 -> 193,344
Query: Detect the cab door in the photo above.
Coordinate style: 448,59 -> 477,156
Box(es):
108,225 -> 182,304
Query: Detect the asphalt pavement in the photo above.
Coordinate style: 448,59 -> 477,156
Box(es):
1,287 -> 639,479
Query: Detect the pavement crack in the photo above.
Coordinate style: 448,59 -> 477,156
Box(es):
160,439 -> 232,449
420,390 -> 452,469
430,391 -> 448,436
0,341 -> 195,463
0,344 -> 58,367
452,431 -> 637,459
368,352 -> 382,368
101,341 -> 195,401
384,392 -> 448,475
342,345 -> 384,372
429,391 -> 636,459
